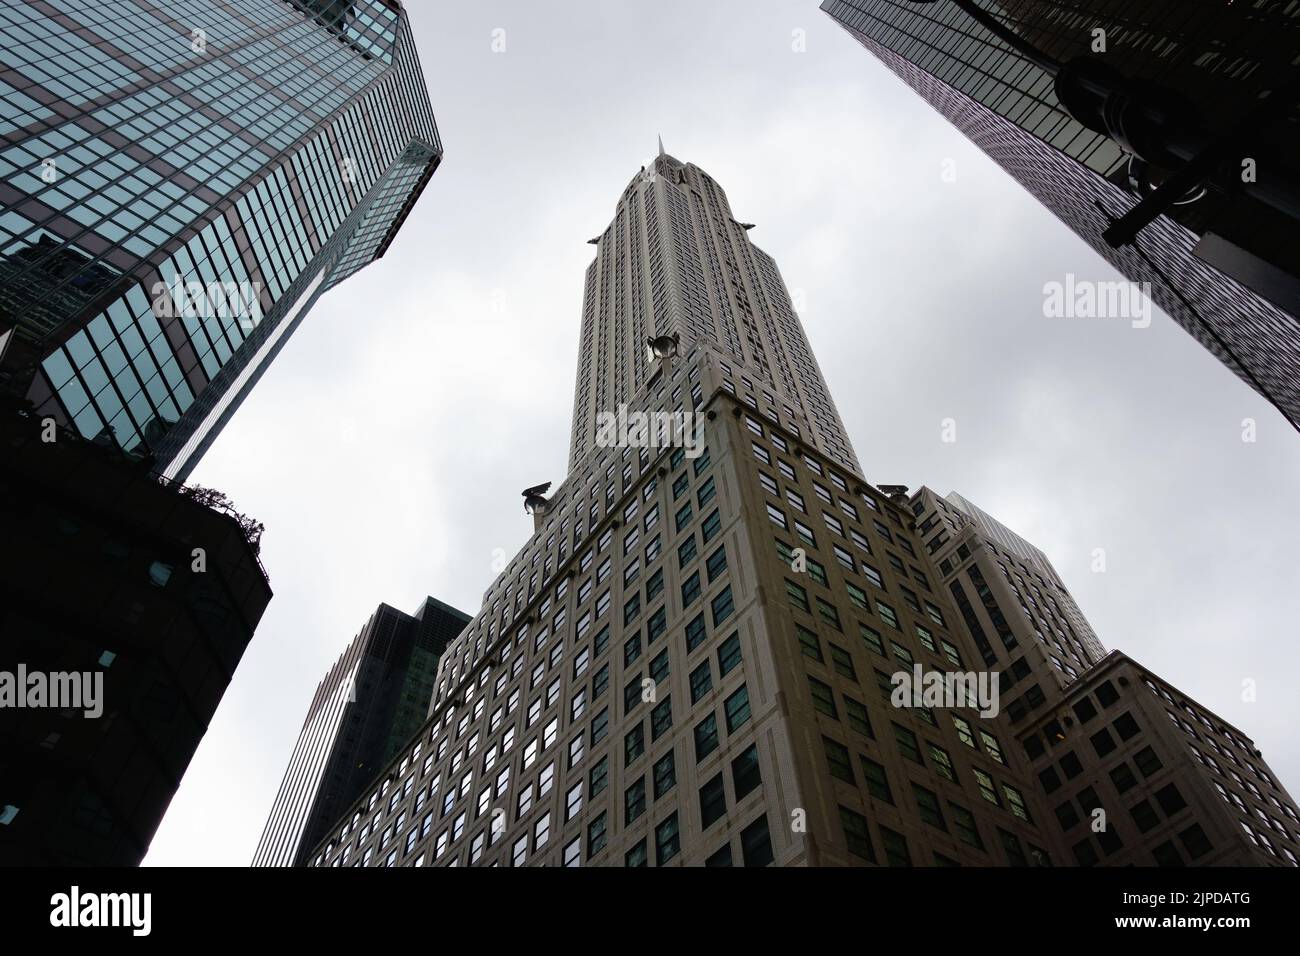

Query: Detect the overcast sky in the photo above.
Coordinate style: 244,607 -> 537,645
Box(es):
144,0 -> 1300,866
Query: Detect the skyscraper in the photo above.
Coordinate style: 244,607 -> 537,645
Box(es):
820,0 -> 1300,431
0,0 -> 442,478
0,0 -> 441,867
252,597 -> 470,868
0,404 -> 273,866
301,151 -> 1298,868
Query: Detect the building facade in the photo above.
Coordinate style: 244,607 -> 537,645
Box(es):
0,0 -> 442,478
0,400 -> 273,865
302,154 -> 1298,868
252,596 -> 470,868
820,0 -> 1300,430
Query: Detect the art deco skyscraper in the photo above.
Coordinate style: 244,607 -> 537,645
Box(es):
0,0 -> 441,478
570,142 -> 859,476
821,0 -> 1300,430
301,151 -> 1298,869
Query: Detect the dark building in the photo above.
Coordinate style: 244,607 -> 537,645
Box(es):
0,0 -> 442,479
252,597 -> 470,867
300,152 -> 1298,868
0,402 -> 272,865
821,0 -> 1300,430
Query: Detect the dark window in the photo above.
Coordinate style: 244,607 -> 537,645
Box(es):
694,713 -> 719,761
700,773 -> 727,828
1178,823 -> 1213,860
1155,783 -> 1188,817
740,816 -> 774,867
839,806 -> 875,861
732,744 -> 762,799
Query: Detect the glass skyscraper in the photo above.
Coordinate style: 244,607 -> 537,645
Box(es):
821,0 -> 1300,431
0,0 -> 441,478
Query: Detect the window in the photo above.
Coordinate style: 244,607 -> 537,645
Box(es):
880,826 -> 912,867
839,806 -> 875,861
913,784 -> 946,830
859,623 -> 884,655
928,743 -> 956,782
877,601 -> 899,629
724,685 -> 751,732
950,802 -> 984,849
796,624 -> 822,661
741,816 -> 775,867
690,661 -> 712,703
711,586 -> 735,626
653,751 -> 677,798
625,778 -> 647,824
732,744 -> 762,799
624,840 -> 648,868
655,812 -> 681,865
809,677 -> 837,717
861,757 -> 893,803
681,571 -> 702,606
587,813 -> 607,858
828,643 -> 855,678
786,579 -> 811,613
893,723 -> 923,764
697,477 -> 716,507
563,837 -> 581,867
694,713 -> 719,761
706,545 -> 728,581
649,648 -> 670,684
845,697 -> 873,738
624,723 -> 645,765
700,773 -> 727,828
590,756 -> 609,796
651,696 -> 672,739
717,632 -> 742,675
824,737 -> 854,782
973,769 -> 1000,805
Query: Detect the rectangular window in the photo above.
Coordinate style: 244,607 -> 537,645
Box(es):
711,586 -> 735,626
796,624 -> 822,661
655,812 -> 681,865
717,632 -> 742,675
861,757 -> 893,803
695,713 -> 719,760
809,676 -> 837,717
824,736 -> 854,782
625,778 -> 646,824
724,685 -> 751,733
690,662 -> 712,703
893,723 -> 923,764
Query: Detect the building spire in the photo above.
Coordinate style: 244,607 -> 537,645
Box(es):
657,134 -> 665,159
